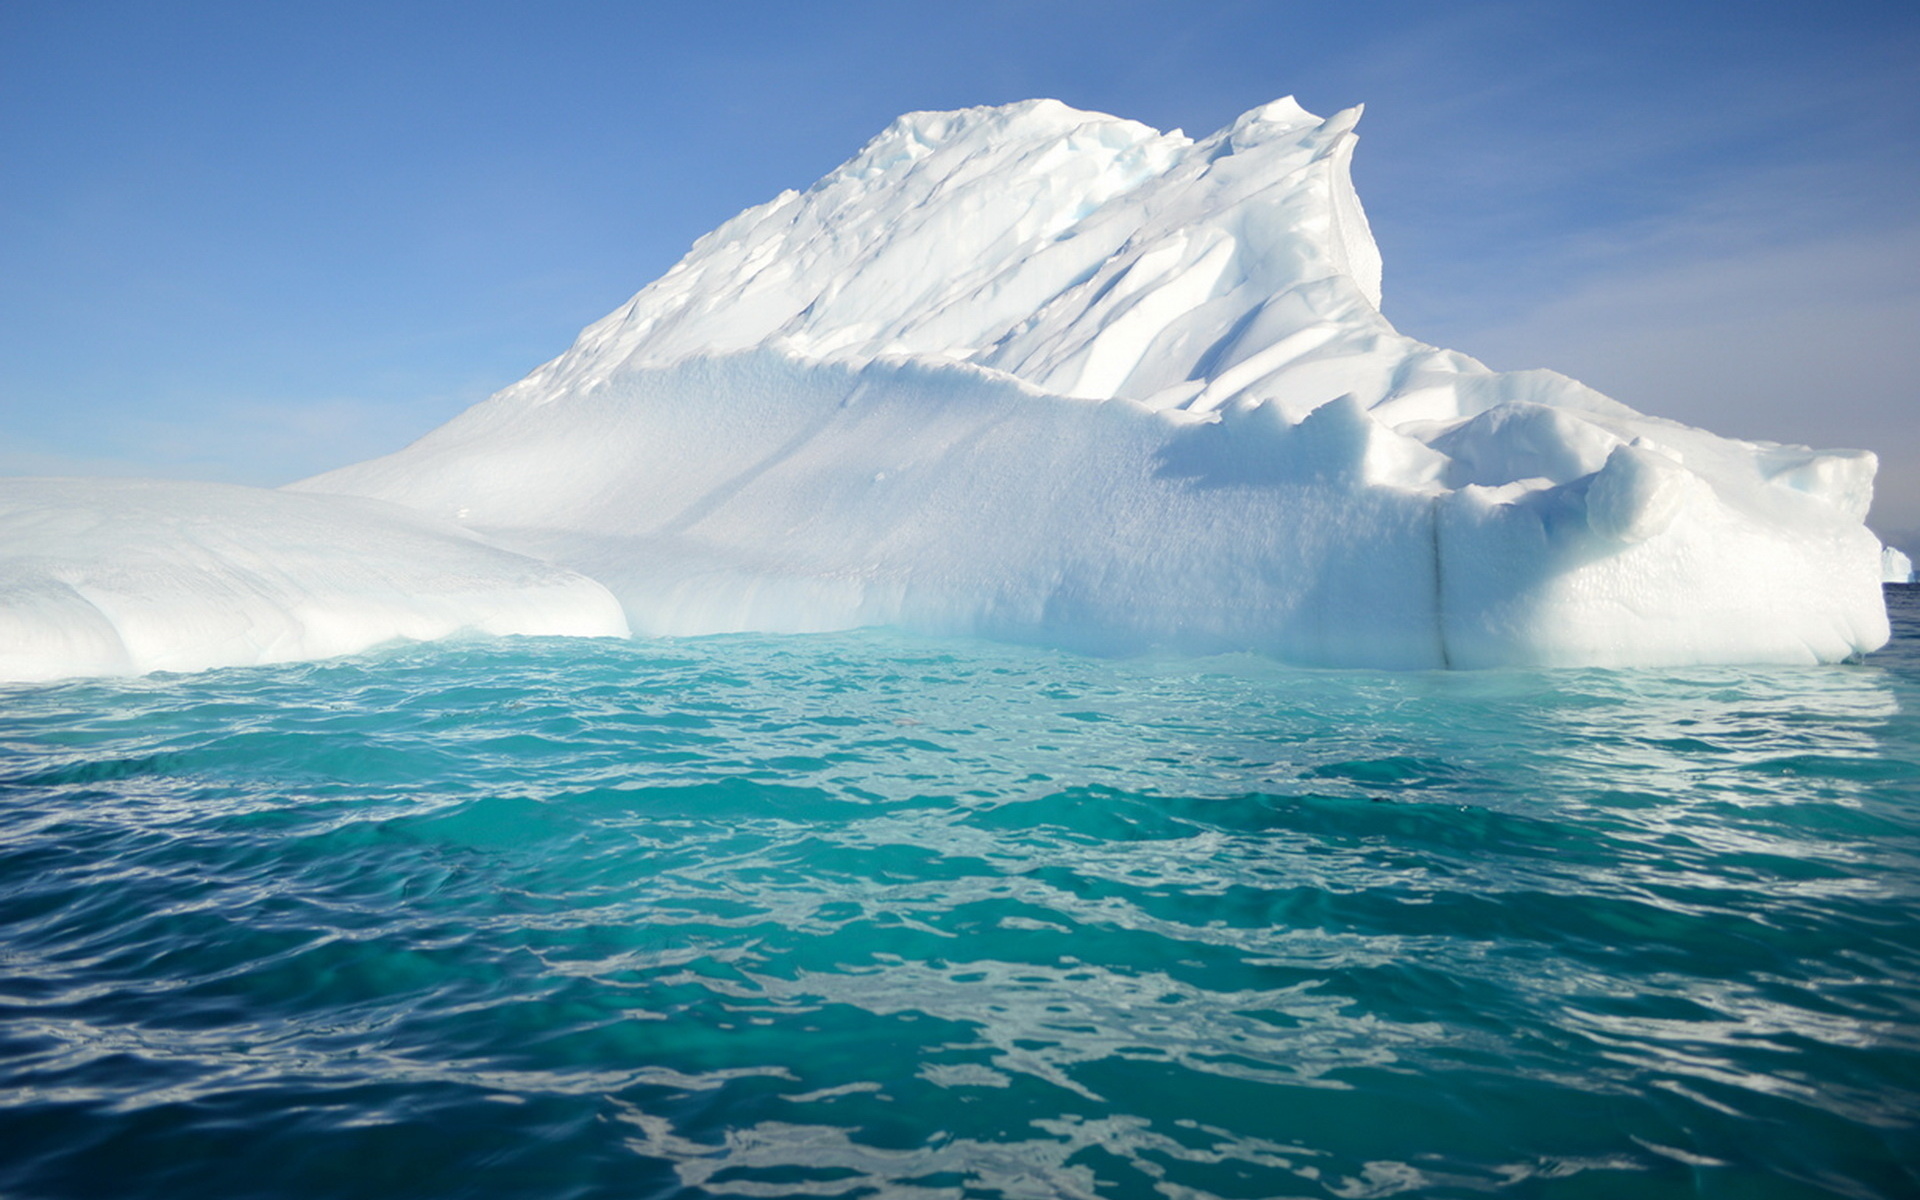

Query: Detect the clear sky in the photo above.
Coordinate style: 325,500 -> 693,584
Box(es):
3,1 -> 1917,544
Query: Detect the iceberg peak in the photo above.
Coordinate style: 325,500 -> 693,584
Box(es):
1222,95 -> 1331,149
484,96 -> 1389,411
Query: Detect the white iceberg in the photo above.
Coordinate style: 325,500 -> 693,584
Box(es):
0,98 -> 1890,681
291,97 -> 1887,669
0,479 -> 626,682
1886,545 -> 1916,584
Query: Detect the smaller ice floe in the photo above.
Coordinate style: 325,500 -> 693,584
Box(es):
0,478 -> 628,683
1887,545 -> 1917,584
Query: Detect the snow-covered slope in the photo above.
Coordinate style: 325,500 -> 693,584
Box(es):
0,479 -> 626,682
299,97 -> 1887,668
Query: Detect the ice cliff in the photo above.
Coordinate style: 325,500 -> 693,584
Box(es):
0,98 -> 1891,680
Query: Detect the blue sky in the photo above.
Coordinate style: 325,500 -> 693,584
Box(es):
3,0 -> 1917,540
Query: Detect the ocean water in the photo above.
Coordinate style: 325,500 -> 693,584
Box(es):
3,592 -> 1918,1200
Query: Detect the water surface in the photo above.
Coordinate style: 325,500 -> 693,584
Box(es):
3,590 -> 1918,1198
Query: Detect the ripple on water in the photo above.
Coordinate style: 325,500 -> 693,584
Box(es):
0,594 -> 1918,1198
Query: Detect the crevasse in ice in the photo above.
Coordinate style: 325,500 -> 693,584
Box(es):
0,98 -> 1891,680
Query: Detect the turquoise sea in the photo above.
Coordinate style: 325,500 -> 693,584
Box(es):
3,590 -> 1918,1199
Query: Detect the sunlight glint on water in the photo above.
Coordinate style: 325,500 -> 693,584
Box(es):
2,590 -> 1918,1199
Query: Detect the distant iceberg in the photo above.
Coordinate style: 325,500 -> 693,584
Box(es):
1887,545 -> 1916,584
0,98 -> 1891,681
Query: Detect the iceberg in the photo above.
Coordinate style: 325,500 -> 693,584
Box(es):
1887,545 -> 1916,584
295,98 -> 1887,669
0,98 -> 1890,681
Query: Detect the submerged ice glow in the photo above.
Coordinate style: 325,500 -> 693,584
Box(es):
0,97 -> 1895,679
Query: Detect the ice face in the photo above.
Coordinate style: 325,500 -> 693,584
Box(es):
3,97 -> 1890,680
